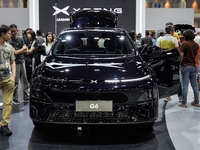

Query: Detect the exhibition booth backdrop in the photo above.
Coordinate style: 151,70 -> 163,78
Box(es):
39,0 -> 136,35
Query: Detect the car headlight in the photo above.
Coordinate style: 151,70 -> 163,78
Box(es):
105,75 -> 151,83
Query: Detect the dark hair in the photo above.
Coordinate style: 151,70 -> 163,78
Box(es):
23,28 -> 32,37
165,25 -> 174,34
36,30 -> 42,36
145,31 -> 149,36
0,25 -> 10,37
160,32 -> 164,36
10,24 -> 17,29
25,28 -> 32,32
183,29 -> 195,41
28,30 -> 36,41
165,22 -> 173,26
45,32 -> 54,46
129,30 -> 136,40
150,32 -> 155,37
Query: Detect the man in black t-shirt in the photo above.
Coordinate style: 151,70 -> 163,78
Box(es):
36,30 -> 45,46
9,24 -> 29,105
141,31 -> 153,46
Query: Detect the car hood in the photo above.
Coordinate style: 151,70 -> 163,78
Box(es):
41,55 -> 151,80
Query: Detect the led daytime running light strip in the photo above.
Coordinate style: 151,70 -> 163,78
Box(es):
105,75 -> 151,83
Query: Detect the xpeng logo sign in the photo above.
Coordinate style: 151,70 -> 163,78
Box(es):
53,6 -> 70,16
53,6 -> 123,22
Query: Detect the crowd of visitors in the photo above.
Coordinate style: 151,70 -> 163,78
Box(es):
0,24 -> 55,135
129,22 -> 200,108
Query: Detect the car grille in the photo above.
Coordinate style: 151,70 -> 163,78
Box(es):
33,102 -> 158,123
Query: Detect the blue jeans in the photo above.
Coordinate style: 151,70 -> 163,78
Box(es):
178,67 -> 182,99
181,66 -> 199,105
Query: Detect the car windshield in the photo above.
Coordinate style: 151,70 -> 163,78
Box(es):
52,30 -> 135,56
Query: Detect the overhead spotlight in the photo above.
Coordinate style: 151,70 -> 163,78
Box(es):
164,0 -> 171,8
192,0 -> 198,10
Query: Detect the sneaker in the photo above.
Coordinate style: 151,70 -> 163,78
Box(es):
191,101 -> 200,107
0,125 -> 12,135
164,97 -> 172,102
177,102 -> 187,108
13,99 -> 20,105
23,99 -> 29,103
0,102 -> 3,107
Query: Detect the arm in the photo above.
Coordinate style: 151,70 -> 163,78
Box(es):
174,38 -> 179,51
27,47 -> 35,54
27,40 -> 36,54
13,45 -> 27,55
197,53 -> 200,71
10,60 -> 16,78
179,52 -> 184,66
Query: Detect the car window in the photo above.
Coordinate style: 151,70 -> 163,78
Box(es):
52,31 -> 135,55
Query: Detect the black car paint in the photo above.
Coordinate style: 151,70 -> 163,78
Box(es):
30,10 -> 179,127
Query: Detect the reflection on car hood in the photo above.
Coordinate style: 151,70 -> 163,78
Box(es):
41,55 -> 150,80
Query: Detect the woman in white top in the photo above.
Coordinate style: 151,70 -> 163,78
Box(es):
41,32 -> 54,62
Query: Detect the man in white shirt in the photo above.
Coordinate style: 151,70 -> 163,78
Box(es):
158,26 -> 179,50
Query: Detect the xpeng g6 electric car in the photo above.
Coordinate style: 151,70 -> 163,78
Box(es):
30,10 -> 180,128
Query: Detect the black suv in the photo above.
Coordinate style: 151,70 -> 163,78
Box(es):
30,10 -> 179,128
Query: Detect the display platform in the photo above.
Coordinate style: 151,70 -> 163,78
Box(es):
0,84 -> 199,150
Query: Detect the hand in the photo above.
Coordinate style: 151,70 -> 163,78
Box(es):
22,45 -> 28,53
23,45 -> 27,49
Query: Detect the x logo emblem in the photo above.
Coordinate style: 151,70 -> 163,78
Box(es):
53,6 -> 70,16
91,80 -> 98,84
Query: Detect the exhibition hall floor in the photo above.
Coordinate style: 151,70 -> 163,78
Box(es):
0,85 -> 200,150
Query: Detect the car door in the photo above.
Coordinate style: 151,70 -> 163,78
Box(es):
139,46 -> 180,99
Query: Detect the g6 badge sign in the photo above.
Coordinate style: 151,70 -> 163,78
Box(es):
90,103 -> 99,109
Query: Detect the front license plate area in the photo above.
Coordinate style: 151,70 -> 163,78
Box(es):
76,100 -> 113,112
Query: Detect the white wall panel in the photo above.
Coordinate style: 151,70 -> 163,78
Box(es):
0,8 -> 29,36
146,8 -> 194,32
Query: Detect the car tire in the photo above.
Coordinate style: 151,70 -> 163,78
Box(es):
137,122 -> 155,129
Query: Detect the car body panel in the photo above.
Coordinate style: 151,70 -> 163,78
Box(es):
30,10 -> 179,127
174,24 -> 195,33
